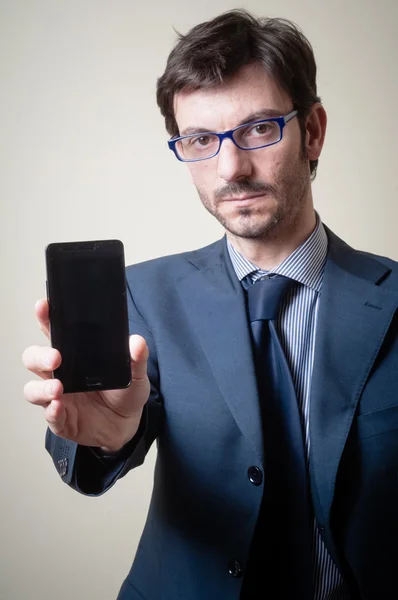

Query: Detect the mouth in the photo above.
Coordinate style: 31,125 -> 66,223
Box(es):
222,193 -> 266,205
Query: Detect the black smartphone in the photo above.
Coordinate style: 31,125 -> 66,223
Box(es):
45,239 -> 131,394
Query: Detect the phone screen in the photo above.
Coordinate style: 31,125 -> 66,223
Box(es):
46,240 -> 131,393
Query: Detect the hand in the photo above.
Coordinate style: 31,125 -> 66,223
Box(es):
22,299 -> 150,452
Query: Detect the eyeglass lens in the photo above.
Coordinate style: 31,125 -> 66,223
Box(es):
175,120 -> 281,160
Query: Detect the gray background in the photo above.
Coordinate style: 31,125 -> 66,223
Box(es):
1,0 -> 397,598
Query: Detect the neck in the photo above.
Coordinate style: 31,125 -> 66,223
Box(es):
226,206 -> 317,271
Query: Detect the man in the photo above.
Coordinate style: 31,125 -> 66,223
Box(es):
23,9 -> 398,600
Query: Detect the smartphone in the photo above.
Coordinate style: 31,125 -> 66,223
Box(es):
45,239 -> 131,394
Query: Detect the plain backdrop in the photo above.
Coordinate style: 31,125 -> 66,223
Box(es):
1,0 -> 397,598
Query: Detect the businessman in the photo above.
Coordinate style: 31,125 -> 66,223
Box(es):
23,10 -> 398,600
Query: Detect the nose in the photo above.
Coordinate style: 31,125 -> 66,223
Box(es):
216,138 -> 253,182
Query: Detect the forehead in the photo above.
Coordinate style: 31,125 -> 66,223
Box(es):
174,62 -> 292,132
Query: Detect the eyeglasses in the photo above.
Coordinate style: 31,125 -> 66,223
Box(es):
168,109 -> 298,162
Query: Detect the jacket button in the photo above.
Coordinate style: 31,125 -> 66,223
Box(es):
228,560 -> 243,578
247,466 -> 263,486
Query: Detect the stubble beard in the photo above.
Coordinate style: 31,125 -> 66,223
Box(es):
197,153 -> 310,242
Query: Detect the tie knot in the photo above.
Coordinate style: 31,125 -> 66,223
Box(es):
247,274 -> 294,322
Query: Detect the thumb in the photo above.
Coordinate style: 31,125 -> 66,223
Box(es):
129,335 -> 149,380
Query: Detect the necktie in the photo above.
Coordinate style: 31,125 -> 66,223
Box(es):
246,274 -> 313,598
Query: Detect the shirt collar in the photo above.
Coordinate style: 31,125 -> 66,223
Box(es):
227,212 -> 328,293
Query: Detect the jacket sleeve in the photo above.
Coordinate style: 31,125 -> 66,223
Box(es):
45,269 -> 164,496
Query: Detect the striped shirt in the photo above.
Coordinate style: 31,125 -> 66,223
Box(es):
227,214 -> 351,600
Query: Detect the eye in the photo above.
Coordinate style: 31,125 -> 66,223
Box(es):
189,135 -> 212,147
246,121 -> 278,137
253,123 -> 271,135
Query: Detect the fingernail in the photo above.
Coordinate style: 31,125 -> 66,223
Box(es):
45,381 -> 55,397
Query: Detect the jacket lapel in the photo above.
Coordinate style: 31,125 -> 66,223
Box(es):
309,227 -> 398,533
176,238 -> 264,465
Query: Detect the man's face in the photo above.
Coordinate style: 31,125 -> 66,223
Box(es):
174,62 -> 311,241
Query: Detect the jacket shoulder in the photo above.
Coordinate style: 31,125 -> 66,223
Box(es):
325,224 -> 398,289
355,248 -> 398,271
125,238 -> 224,283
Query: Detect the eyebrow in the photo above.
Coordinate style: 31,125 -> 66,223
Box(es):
179,109 -> 286,136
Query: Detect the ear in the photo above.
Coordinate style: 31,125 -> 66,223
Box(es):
304,103 -> 327,161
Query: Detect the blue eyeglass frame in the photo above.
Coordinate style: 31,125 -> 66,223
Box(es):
168,109 -> 298,162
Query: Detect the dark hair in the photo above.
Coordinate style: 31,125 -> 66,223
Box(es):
157,9 -> 321,178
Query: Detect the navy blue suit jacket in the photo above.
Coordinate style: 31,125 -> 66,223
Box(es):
46,226 -> 398,599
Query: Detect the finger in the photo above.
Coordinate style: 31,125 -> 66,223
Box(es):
22,345 -> 62,378
44,399 -> 67,436
24,378 -> 63,406
129,335 -> 149,381
35,299 -> 50,339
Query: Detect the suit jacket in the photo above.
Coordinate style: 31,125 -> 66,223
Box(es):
46,225 -> 398,600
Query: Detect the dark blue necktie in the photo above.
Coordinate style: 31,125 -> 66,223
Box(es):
246,274 -> 313,598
